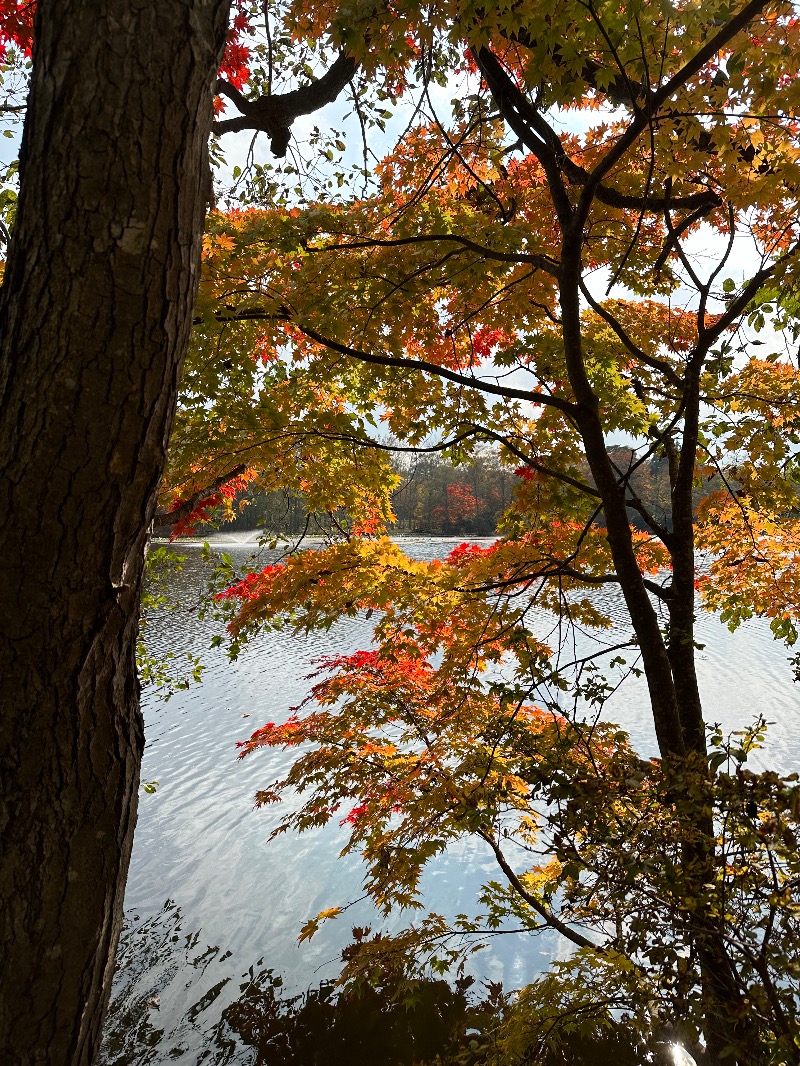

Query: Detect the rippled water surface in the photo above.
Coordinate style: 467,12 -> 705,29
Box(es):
100,534 -> 800,1064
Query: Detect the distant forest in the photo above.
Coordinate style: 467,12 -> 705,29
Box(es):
213,446 -> 724,538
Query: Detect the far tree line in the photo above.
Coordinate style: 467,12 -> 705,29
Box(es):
181,445 -> 731,539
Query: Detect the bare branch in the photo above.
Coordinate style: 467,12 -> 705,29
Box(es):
478,829 -> 605,952
315,234 -> 562,278
214,52 -> 358,157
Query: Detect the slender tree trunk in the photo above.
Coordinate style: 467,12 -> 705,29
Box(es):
662,373 -> 764,1063
558,237 -> 686,758
559,239 -> 761,1061
0,3 -> 230,1063
668,369 -> 706,753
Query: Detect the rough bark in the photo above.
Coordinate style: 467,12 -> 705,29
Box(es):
0,2 -> 230,1063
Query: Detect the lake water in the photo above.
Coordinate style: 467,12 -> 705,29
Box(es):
99,534 -> 800,1064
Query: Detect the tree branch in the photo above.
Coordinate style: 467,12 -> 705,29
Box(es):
578,282 -> 682,388
509,24 -> 648,111
478,829 -> 605,952
477,563 -> 672,602
315,234 -> 562,278
214,52 -> 358,157
464,424 -> 600,497
475,45 -> 719,218
654,199 -> 720,276
576,0 -> 771,221
294,321 -> 577,413
699,235 -> 800,348
212,306 -> 578,415
474,46 -> 574,226
153,464 -> 247,527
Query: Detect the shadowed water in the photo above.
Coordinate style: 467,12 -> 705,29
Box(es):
100,535 -> 800,1063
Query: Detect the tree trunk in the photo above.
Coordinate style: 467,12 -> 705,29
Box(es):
0,2 -> 230,1063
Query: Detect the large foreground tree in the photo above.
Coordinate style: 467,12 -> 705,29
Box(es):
0,3 -> 236,1060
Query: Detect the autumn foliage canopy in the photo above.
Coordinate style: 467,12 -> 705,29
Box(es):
147,0 -> 800,1061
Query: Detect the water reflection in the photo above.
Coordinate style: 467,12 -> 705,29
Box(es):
101,902 -> 235,1064
102,901 -> 662,1066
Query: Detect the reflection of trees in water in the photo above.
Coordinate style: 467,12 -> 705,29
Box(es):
101,901 -> 668,1066
224,957 -> 510,1066
223,964 -> 653,1066
99,901 -> 236,1065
